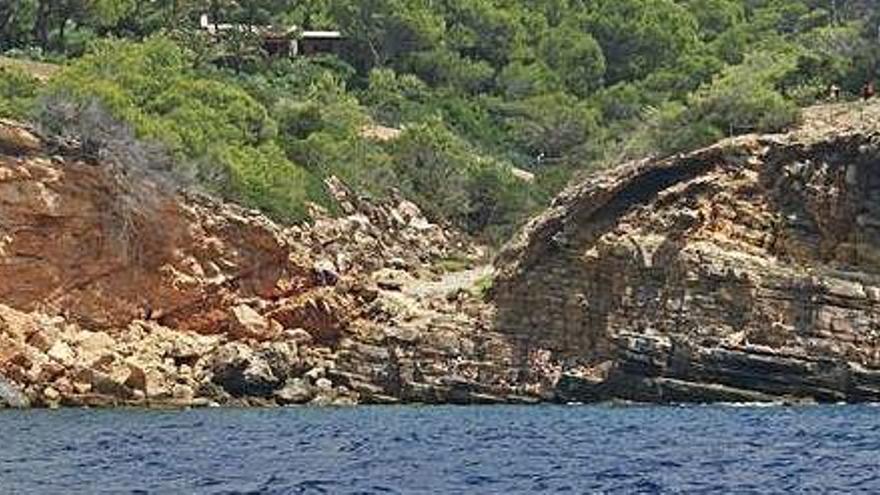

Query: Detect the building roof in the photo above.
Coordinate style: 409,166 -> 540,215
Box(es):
199,15 -> 341,39
301,31 -> 343,39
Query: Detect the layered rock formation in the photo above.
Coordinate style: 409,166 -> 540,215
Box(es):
494,102 -> 880,403
7,100 -> 880,408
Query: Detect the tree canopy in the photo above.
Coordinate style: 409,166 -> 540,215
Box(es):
1,0 -> 878,243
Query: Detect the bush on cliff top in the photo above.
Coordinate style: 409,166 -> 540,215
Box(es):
6,0 -> 879,244
0,67 -> 38,120
40,38 -> 318,222
33,37 -> 535,236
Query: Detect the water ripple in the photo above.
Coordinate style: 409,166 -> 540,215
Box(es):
2,405 -> 880,493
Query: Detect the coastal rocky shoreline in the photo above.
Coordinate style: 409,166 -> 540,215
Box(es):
4,103 -> 880,408
494,103 -> 880,404
0,119 -> 547,409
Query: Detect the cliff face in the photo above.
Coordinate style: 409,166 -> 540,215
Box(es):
0,120 -> 546,408
7,101 -> 880,408
494,103 -> 880,403
0,119 -> 311,331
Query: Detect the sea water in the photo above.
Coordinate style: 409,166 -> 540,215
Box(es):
2,404 -> 879,493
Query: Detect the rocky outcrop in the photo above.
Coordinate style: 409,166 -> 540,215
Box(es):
494,102 -> 880,403
0,119 -> 546,408
12,99 -> 880,408
0,121 -> 310,331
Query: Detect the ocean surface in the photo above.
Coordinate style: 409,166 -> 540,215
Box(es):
2,404 -> 879,494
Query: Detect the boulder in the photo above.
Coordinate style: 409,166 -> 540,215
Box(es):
210,343 -> 281,397
143,369 -> 171,398
0,374 -> 29,408
172,384 -> 195,401
43,386 -> 60,403
124,362 -> 148,392
75,368 -> 132,399
313,258 -> 339,286
0,121 -> 40,155
274,378 -> 314,405
256,341 -> 300,383
372,268 -> 413,291
75,331 -> 117,365
46,341 -> 75,366
284,328 -> 313,345
228,305 -> 280,341
26,330 -> 58,353
267,291 -> 347,344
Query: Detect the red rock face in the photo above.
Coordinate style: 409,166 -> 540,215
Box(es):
0,120 -> 549,409
0,122 -> 311,330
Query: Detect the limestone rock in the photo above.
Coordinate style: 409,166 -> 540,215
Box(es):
0,121 -> 40,155
172,384 -> 195,401
274,378 -> 314,405
267,291 -> 348,344
494,112 -> 880,403
76,331 -> 117,363
46,341 -> 75,366
43,386 -> 60,402
284,328 -> 313,345
229,305 -> 271,341
210,343 -> 281,397
372,268 -> 413,291
315,377 -> 333,391
0,374 -> 29,408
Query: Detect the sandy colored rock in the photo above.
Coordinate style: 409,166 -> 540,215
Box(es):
46,341 -> 75,366
43,386 -> 60,402
267,291 -> 348,344
0,120 -> 40,155
274,378 -> 314,404
495,101 -> 880,403
172,383 -> 194,401
284,328 -> 313,345
229,305 -> 274,341
76,331 -> 117,363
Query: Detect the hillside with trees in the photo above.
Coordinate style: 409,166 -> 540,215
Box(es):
1,0 -> 878,243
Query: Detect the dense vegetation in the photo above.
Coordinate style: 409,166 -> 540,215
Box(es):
1,0 -> 878,242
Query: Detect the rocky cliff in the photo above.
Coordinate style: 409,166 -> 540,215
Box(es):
494,102 -> 880,403
0,119 -> 545,408
7,101 -> 880,409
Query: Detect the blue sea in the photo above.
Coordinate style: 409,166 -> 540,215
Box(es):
2,404 -> 879,494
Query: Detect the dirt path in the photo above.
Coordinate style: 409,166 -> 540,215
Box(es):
402,264 -> 493,301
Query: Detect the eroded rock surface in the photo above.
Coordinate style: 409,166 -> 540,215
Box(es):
8,100 -> 878,408
494,102 -> 880,403
0,120 -> 545,407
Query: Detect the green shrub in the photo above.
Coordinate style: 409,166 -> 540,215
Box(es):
538,25 -> 606,97
217,143 -> 317,223
390,120 -> 471,223
148,79 -> 276,156
503,92 -> 601,161
644,51 -> 800,154
497,61 -> 561,100
463,160 -> 535,242
389,119 -> 535,239
360,67 -> 431,125
0,67 -> 38,119
41,37 -> 325,224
